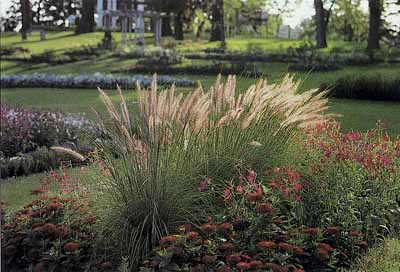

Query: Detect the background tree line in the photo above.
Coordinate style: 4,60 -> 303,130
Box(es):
2,0 -> 399,50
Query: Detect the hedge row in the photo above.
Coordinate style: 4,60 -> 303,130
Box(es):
322,75 -> 400,101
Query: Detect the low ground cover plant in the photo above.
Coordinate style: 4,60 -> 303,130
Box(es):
0,74 -> 194,89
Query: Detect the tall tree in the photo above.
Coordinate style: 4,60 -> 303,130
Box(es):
314,0 -> 336,48
20,0 -> 32,40
76,0 -> 95,34
210,0 -> 225,43
367,0 -> 382,50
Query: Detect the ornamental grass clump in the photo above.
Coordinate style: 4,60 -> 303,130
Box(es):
95,74 -> 333,268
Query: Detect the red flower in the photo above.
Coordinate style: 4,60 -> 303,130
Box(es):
57,225 -> 71,238
263,263 -> 289,272
2,223 -> 14,230
237,262 -> 251,271
256,240 -> 276,250
272,218 -> 284,225
236,185 -> 244,194
318,243 -> 334,253
187,231 -> 200,240
64,242 -> 80,252
355,240 -> 368,250
219,242 -> 235,252
201,223 -> 217,234
257,202 -> 273,214
249,260 -> 263,269
160,235 -> 177,246
326,226 -> 340,234
198,179 -> 210,192
83,215 -> 97,224
223,189 -> 232,200
202,254 -> 217,264
349,231 -> 360,237
247,170 -> 257,182
226,253 -> 242,264
48,201 -> 63,211
218,222 -> 233,232
247,192 -> 262,201
316,248 -> 330,261
301,227 -> 319,235
43,223 -> 57,234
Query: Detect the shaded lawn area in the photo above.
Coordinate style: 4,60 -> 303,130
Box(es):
1,31 -> 358,55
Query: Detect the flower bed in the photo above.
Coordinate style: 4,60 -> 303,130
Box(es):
0,74 -> 195,89
1,169 -> 114,271
0,104 -> 100,178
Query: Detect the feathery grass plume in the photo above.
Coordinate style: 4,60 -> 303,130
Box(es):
50,147 -> 86,161
95,74 -> 334,269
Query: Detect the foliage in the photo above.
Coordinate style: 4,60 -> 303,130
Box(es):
95,75 -> 332,269
0,46 -> 29,56
139,170 -> 371,272
287,45 -> 340,72
300,122 -> 400,241
139,121 -> 400,271
0,147 -> 61,179
136,48 -> 183,66
0,169 -> 114,272
0,74 -> 195,89
324,74 -> 400,101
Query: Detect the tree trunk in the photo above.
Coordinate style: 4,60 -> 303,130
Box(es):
162,15 -> 173,37
210,0 -> 225,43
367,0 -> 381,50
20,0 -> 32,40
314,0 -> 328,48
174,11 -> 184,40
76,0 -> 96,34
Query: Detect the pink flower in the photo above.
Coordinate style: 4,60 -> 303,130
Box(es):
294,183 -> 302,193
223,189 -> 232,200
247,170 -> 256,183
236,185 -> 244,193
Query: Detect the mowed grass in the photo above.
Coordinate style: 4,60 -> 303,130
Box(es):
2,85 -> 400,136
348,238 -> 400,272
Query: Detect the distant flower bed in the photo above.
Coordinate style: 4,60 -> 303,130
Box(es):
0,74 -> 195,89
0,104 -> 99,179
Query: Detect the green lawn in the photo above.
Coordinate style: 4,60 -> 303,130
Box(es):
2,86 -> 400,136
348,238 -> 400,272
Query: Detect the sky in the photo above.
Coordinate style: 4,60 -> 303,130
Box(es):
0,0 -> 399,29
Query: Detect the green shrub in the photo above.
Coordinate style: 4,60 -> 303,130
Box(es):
95,75 -> 332,269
